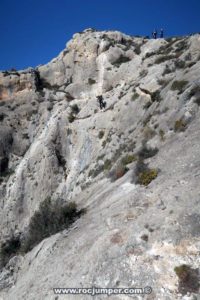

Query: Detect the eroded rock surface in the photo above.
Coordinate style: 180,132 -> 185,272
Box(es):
0,29 -> 200,299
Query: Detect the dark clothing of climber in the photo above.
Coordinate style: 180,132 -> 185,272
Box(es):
160,29 -> 164,38
97,95 -> 106,110
152,30 -> 157,39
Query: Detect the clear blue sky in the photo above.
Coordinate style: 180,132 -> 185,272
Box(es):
0,0 -> 199,71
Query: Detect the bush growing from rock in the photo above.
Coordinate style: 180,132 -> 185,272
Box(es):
104,159 -> 112,171
70,104 -> 79,114
0,235 -> 21,268
0,199 -> 85,267
174,119 -> 187,132
138,143 -> 159,160
112,55 -> 131,67
175,39 -> 189,53
151,90 -> 162,102
159,129 -> 165,141
174,264 -> 199,295
109,163 -> 129,182
88,164 -> 104,178
88,78 -> 96,85
171,80 -> 188,93
98,131 -> 105,139
162,65 -> 173,75
68,113 -> 75,123
144,52 -> 156,59
154,55 -> 175,64
131,93 -> 139,101
21,198 -> 85,253
157,79 -> 170,88
121,154 -> 137,165
140,234 -> 148,242
174,59 -> 186,69
137,167 -> 158,186
133,159 -> 158,186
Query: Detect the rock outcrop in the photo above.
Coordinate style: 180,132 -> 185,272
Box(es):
0,29 -> 200,299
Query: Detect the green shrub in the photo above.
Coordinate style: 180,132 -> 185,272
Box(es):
159,129 -> 165,141
0,169 -> 14,179
162,65 -> 173,75
98,130 -> 105,139
151,90 -> 162,102
137,168 -> 158,186
175,39 -> 188,53
104,159 -> 112,171
88,78 -> 96,85
131,93 -> 139,101
70,104 -> 79,114
88,164 -> 104,178
109,164 -> 129,182
102,140 -> 107,148
171,80 -> 188,93
68,113 -> 75,123
154,55 -> 175,64
140,234 -> 148,241
144,52 -> 156,59
174,59 -> 186,69
174,119 -> 187,132
21,198 -> 85,252
138,144 -> 159,160
112,55 -> 131,67
157,79 -> 170,87
174,264 -> 199,295
159,45 -> 174,55
0,235 -> 21,268
121,154 -> 137,165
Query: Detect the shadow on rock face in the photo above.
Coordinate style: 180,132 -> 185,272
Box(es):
0,157 -> 9,174
0,126 -> 13,175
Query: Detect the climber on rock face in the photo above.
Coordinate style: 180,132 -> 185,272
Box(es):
97,95 -> 104,110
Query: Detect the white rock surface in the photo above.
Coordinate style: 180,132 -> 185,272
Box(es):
0,29 -> 200,299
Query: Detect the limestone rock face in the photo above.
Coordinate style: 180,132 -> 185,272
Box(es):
0,29 -> 200,299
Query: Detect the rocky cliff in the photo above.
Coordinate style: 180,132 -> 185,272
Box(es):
0,29 -> 200,299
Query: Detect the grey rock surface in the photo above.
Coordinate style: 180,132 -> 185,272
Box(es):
0,29 -> 200,299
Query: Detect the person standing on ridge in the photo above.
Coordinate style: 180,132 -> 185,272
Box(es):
152,29 -> 157,39
160,29 -> 164,38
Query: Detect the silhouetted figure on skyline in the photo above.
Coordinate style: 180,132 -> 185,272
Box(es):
152,29 -> 157,39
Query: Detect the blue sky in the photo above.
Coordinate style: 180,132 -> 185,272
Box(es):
0,0 -> 199,70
